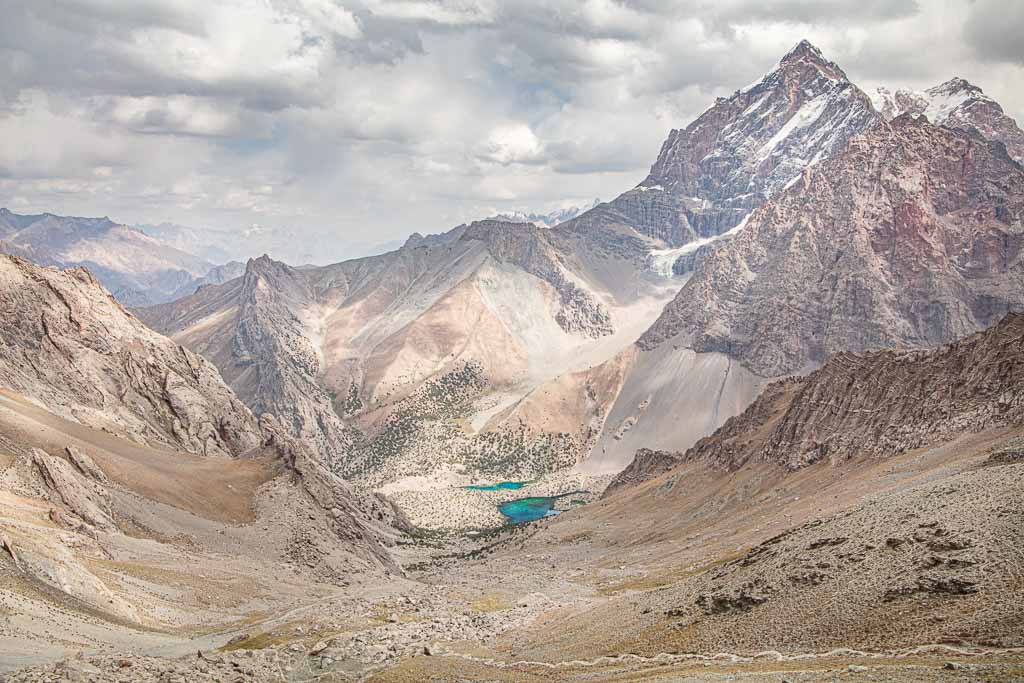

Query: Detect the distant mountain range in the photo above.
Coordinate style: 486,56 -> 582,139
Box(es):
136,221 -> 405,268
0,209 -> 244,306
488,201 -> 601,228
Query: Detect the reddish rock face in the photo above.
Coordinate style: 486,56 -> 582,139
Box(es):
640,115 -> 1024,377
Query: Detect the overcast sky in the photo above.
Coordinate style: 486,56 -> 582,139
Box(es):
1,0 -> 1022,250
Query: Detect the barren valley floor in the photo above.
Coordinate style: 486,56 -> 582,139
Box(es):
4,421 -> 1022,681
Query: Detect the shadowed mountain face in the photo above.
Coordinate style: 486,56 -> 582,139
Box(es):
0,209 -> 242,306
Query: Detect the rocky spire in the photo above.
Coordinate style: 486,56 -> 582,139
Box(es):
777,39 -> 849,81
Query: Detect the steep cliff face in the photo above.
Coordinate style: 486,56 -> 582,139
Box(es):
232,256 -> 357,470
682,312 -> 1024,473
0,255 -> 263,457
558,40 -> 881,248
640,114 -> 1024,377
873,78 -> 1024,163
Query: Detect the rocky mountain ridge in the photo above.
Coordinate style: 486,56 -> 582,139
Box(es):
556,40 -> 881,251
691,311 -> 1024,472
610,312 -> 1024,493
0,254 -> 262,457
139,216 -> 680,512
141,41 -> 1024,522
0,251 -> 404,544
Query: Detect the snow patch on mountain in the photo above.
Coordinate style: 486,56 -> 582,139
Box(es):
646,212 -> 752,278
756,94 -> 831,161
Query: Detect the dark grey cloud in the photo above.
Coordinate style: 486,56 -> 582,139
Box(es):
964,0 -> 1024,65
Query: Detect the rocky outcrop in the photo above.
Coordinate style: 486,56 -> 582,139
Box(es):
0,255 -> 264,457
874,78 -> 1024,163
65,445 -> 109,483
31,448 -> 115,531
258,415 -> 410,570
603,448 -> 683,497
685,313 -> 1024,472
641,115 -> 1024,377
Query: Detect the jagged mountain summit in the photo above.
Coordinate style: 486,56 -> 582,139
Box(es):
873,77 -> 1024,162
558,40 -> 881,252
0,209 -> 242,306
639,113 -> 1024,376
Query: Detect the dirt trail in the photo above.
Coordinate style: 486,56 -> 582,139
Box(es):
432,643 -> 1024,671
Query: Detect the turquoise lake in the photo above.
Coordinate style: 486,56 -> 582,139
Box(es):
463,481 -> 528,491
498,492 -> 586,524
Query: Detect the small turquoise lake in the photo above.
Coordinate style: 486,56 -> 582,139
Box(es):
498,492 -> 586,524
463,481 -> 528,491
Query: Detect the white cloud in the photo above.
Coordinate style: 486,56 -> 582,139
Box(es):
0,0 -> 1021,254
478,124 -> 546,165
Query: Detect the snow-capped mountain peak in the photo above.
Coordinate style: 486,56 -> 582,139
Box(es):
871,78 -> 1023,162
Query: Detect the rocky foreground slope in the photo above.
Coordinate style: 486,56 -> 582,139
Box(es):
0,256 -> 406,668
609,312 -> 1024,494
